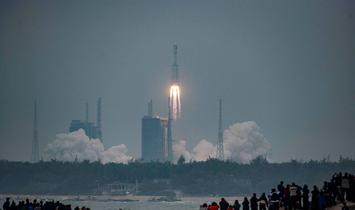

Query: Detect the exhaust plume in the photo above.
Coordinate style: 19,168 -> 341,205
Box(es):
173,139 -> 216,162
173,140 -> 192,161
173,121 -> 271,163
224,121 -> 271,163
44,129 -> 132,164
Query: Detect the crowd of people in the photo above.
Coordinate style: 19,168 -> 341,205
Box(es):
200,172 -> 355,210
2,198 -> 90,210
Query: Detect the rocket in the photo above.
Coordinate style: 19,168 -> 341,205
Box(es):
168,44 -> 181,120
171,44 -> 179,84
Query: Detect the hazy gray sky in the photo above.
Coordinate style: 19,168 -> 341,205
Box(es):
1,0 -> 355,162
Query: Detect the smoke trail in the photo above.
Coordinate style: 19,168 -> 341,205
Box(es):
44,129 -> 132,164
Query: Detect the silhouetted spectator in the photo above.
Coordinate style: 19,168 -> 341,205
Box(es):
318,191 -> 326,210
289,183 -> 298,210
335,173 -> 345,202
250,193 -> 258,210
297,185 -> 302,209
342,173 -> 350,200
350,174 -> 355,202
259,193 -> 268,210
242,197 -> 249,210
324,181 -> 334,207
328,179 -> 337,205
220,198 -> 229,210
311,185 -> 319,210
233,200 -> 241,210
270,188 -> 280,210
278,181 -> 285,204
302,185 -> 310,210
284,184 -> 291,210
3,197 -> 10,210
25,199 -> 30,209
10,201 -> 16,210
208,202 -> 220,210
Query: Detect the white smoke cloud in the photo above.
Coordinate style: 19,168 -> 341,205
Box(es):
173,121 -> 271,163
44,129 -> 132,164
173,140 -> 192,161
46,121 -> 270,164
224,121 -> 271,163
100,144 -> 132,164
173,139 -> 216,162
192,139 -> 216,161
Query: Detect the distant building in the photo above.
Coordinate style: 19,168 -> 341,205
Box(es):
69,98 -> 103,141
141,100 -> 168,161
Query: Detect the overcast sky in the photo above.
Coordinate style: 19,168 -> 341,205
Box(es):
1,0 -> 355,162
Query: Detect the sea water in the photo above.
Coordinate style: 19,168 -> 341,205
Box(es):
0,195 -> 243,210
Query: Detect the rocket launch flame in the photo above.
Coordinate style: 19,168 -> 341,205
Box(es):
169,84 -> 181,120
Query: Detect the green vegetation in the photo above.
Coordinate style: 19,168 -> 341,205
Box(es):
0,158 -> 354,196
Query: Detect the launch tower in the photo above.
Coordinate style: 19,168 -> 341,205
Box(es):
31,99 -> 40,162
217,99 -> 224,160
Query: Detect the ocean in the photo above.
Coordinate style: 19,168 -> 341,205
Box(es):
0,195 -> 243,210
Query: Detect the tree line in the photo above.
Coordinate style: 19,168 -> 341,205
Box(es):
0,157 -> 354,195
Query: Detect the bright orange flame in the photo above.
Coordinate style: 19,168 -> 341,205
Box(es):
169,84 -> 181,120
